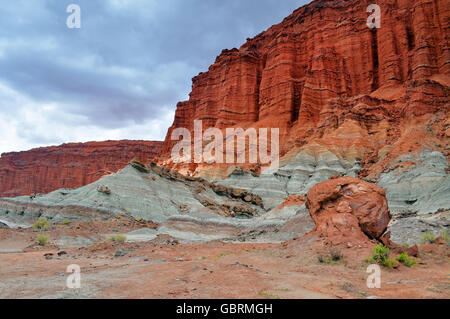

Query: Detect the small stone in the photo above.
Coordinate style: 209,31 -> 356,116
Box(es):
114,250 -> 129,257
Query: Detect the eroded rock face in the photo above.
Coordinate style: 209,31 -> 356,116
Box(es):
306,177 -> 391,243
0,140 -> 162,197
160,0 -> 449,179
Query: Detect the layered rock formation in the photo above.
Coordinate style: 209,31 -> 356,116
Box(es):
160,0 -> 449,180
0,0 -> 448,247
157,0 -> 450,238
0,162 -> 300,243
0,140 -> 162,197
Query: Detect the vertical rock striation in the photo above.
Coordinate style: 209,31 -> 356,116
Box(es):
160,0 -> 449,179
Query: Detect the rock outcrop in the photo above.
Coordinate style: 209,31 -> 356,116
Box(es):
160,0 -> 449,181
0,140 -> 162,198
0,161 -> 265,225
0,162 -> 294,242
156,0 -> 449,243
306,177 -> 391,243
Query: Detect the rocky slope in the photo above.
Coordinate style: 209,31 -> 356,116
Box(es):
0,161 -> 314,243
0,140 -> 162,197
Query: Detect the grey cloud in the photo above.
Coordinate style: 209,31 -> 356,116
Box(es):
0,0 -> 307,152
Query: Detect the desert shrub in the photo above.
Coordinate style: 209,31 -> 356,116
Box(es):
37,234 -> 49,246
421,231 -> 436,244
32,218 -> 50,231
397,253 -> 408,263
330,249 -> 343,261
367,244 -> 389,264
317,255 -> 325,263
385,258 -> 399,268
318,249 -> 343,264
107,234 -> 127,243
367,244 -> 398,268
397,253 -> 416,267
62,219 -> 71,225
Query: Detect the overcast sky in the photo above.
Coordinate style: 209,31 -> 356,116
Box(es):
0,0 -> 307,154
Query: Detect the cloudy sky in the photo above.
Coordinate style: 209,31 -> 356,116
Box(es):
0,0 -> 307,154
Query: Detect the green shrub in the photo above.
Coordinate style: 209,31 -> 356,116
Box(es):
385,258 -> 399,268
397,253 -> 408,263
106,234 -> 127,243
404,259 -> 417,267
32,218 -> 50,231
62,219 -> 71,225
37,234 -> 49,246
421,231 -> 436,244
367,244 -> 390,264
397,253 -> 416,267
367,244 -> 398,268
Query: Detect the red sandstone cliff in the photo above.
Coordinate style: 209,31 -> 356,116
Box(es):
160,0 -> 449,177
0,140 -> 162,197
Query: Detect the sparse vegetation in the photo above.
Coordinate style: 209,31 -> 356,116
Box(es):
397,253 -> 416,267
341,282 -> 354,293
318,249 -> 343,264
106,234 -> 127,243
32,218 -> 50,231
37,234 -> 49,246
62,219 -> 71,225
258,291 -> 280,299
421,231 -> 436,244
366,244 -> 398,268
330,249 -> 343,262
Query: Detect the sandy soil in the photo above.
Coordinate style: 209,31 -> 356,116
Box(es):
0,221 -> 448,299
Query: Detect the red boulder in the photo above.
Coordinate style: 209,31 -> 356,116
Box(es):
306,177 -> 391,244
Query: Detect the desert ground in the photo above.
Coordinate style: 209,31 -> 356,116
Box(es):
0,219 -> 448,299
